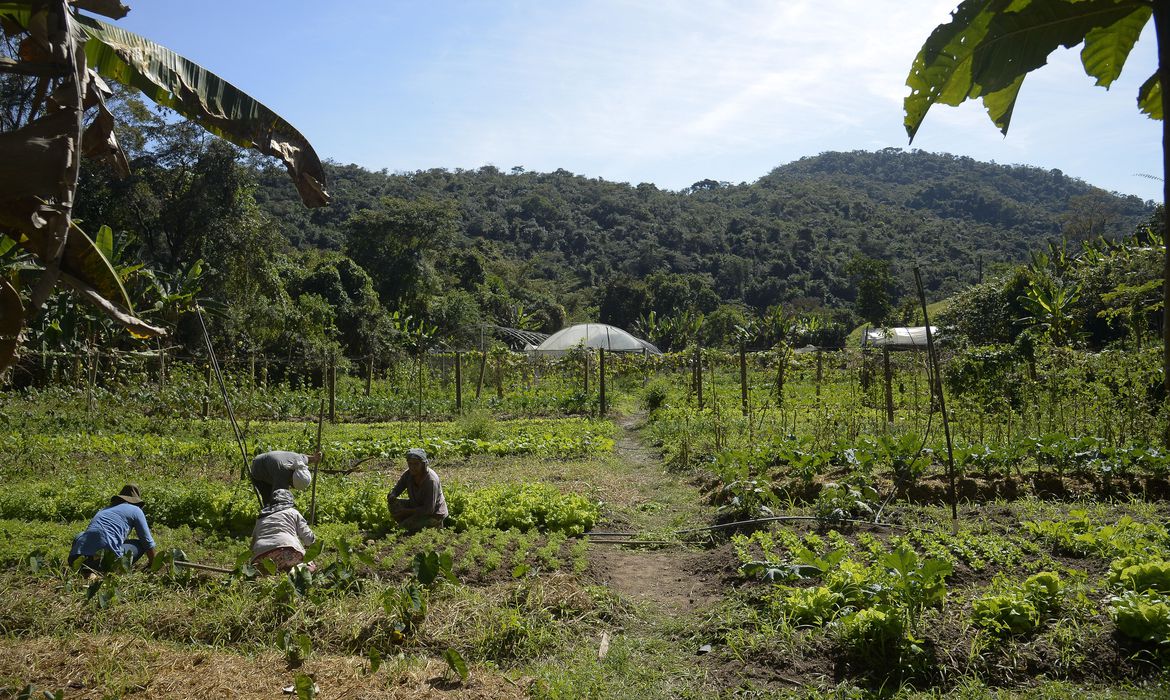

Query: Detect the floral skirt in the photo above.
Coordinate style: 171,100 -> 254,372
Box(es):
251,546 -> 304,572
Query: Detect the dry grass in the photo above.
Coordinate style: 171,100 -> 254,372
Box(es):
0,634 -> 528,700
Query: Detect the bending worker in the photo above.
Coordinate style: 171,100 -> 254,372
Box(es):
250,449 -> 320,506
69,484 -> 157,572
387,448 -> 447,531
250,489 -> 316,572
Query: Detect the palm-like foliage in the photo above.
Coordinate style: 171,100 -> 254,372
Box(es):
0,0 -> 329,372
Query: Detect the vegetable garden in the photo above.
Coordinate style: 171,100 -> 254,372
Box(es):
2,341 -> 1170,699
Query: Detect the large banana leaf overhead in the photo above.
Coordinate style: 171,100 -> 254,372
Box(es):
904,0 -> 1170,445
73,14 -> 330,208
0,0 -> 330,372
904,0 -> 1156,141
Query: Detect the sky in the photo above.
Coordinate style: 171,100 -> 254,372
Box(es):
113,1 -> 1164,202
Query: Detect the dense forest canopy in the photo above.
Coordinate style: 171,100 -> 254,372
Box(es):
251,148 -> 1150,330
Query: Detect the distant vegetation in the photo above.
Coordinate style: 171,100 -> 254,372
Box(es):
4,90 -> 1151,377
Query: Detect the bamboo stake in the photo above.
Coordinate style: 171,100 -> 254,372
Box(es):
310,398 -> 325,526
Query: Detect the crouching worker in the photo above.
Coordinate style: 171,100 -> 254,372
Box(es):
250,450 -> 320,506
68,484 -> 156,572
387,448 -> 447,532
250,489 -> 316,572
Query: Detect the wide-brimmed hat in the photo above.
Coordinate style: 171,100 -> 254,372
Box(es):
405,448 -> 429,465
111,484 -> 144,506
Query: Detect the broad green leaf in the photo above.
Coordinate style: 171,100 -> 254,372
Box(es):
972,1 -> 1145,94
1138,71 -> 1162,119
94,224 -> 114,264
906,0 -> 1151,139
880,546 -> 918,578
294,673 -> 316,700
0,277 -> 22,372
443,648 -> 469,683
364,648 -> 382,675
1081,5 -> 1151,88
511,563 -> 530,579
303,539 -> 324,563
70,14 -> 329,208
413,551 -> 439,584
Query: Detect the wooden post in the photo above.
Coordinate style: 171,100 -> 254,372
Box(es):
883,346 -> 895,425
455,351 -> 463,414
158,343 -> 167,387
695,345 -> 703,410
310,398 -> 324,525
599,348 -> 607,416
328,355 -> 337,422
495,352 -> 504,399
776,346 -> 786,408
365,354 -> 373,397
584,350 -> 590,396
739,341 -> 748,417
202,360 -> 211,418
475,350 -> 487,400
815,349 -> 823,399
417,353 -> 424,440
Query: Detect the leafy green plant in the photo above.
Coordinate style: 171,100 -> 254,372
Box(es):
1109,591 -> 1170,647
783,585 -> 844,626
1109,558 -> 1170,594
878,545 -> 952,634
381,582 -> 428,642
413,550 -> 456,585
443,647 -> 470,684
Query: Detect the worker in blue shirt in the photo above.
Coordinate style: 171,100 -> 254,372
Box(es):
69,484 -> 157,572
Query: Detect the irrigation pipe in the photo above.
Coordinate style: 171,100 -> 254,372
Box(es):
672,515 -> 907,535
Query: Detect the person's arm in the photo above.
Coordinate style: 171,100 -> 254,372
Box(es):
420,473 -> 441,516
388,471 -> 409,500
296,512 -> 316,547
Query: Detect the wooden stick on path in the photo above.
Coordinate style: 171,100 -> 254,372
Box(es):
173,560 -> 234,574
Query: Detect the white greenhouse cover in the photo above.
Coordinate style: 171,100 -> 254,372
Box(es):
527,323 -> 661,356
862,326 -> 939,350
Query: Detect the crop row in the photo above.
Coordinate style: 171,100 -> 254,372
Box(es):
0,476 -> 599,536
0,417 -> 615,470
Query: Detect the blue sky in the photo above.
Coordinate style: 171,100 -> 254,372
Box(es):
115,1 -> 1163,202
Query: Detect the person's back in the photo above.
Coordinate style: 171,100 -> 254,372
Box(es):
250,489 -> 315,571
69,485 -> 156,570
250,451 -> 315,505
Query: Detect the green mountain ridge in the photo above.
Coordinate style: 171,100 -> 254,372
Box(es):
254,148 -> 1152,325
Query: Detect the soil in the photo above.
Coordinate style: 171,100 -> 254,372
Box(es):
583,412 -> 725,612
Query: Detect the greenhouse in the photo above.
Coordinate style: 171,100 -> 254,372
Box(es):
525,323 -> 661,357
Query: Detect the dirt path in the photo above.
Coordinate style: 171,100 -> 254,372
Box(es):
586,412 -> 724,612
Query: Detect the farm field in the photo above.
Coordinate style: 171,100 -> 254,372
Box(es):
3,347 -> 1170,699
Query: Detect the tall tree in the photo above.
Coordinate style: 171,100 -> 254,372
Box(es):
0,0 -> 329,372
904,0 -> 1169,439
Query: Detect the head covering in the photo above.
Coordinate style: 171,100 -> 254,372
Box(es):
406,448 -> 429,465
111,484 -> 144,506
259,489 -> 296,518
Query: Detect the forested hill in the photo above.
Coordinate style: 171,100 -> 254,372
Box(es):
253,148 -> 1151,327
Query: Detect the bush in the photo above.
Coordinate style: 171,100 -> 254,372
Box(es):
640,379 -> 671,412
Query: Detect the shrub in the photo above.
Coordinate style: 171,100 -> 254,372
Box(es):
640,379 -> 671,412
972,594 -> 1040,636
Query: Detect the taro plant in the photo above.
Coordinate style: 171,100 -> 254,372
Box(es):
878,545 -> 952,635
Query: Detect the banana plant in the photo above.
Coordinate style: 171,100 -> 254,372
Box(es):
0,0 -> 330,372
905,0 -> 1170,438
